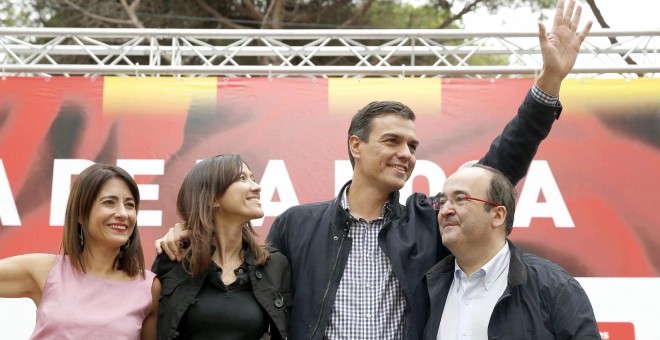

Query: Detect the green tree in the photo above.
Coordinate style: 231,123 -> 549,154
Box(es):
9,0 -> 556,30
1,0 -> 555,69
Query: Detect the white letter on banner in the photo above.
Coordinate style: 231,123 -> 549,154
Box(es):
50,159 -> 95,226
253,160 -> 299,227
334,160 -> 353,196
0,159 -> 21,226
399,160 -> 446,204
116,159 -> 163,227
514,160 -> 574,227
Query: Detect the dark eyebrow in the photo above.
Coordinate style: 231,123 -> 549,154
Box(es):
241,169 -> 256,180
98,195 -> 117,200
380,133 -> 401,140
380,133 -> 420,146
98,195 -> 135,201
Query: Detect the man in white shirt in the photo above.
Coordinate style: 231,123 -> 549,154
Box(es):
424,164 -> 600,339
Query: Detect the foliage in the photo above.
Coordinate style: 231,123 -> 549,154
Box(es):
5,0 -> 556,30
1,0 -> 555,68
0,0 -> 53,27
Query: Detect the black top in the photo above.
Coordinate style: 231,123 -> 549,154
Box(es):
153,246 -> 291,340
176,262 -> 269,340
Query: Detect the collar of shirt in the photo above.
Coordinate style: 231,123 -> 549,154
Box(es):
340,184 -> 392,221
453,242 -> 510,291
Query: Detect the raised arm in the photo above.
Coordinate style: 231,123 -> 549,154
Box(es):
0,254 -> 56,304
480,0 -> 592,185
536,0 -> 592,96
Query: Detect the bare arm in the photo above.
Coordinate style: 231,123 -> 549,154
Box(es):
141,277 -> 161,340
0,254 -> 56,305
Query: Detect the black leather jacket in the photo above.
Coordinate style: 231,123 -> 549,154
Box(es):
152,247 -> 291,340
424,241 -> 600,340
267,91 -> 561,340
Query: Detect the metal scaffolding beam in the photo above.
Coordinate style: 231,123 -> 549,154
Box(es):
1,28 -> 658,78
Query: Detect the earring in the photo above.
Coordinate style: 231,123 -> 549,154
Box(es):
78,226 -> 84,248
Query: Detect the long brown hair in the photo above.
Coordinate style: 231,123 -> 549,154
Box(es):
177,154 -> 270,276
61,163 -> 145,278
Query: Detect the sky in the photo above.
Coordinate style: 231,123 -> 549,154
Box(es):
456,0 -> 659,77
461,0 -> 659,30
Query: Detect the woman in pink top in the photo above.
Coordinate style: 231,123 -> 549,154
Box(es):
0,163 -> 160,340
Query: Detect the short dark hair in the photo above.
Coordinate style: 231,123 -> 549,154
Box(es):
61,163 -> 145,278
347,101 -> 416,168
471,163 -> 517,236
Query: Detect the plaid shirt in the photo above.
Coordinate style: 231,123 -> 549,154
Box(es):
324,188 -> 407,339
531,83 -> 560,107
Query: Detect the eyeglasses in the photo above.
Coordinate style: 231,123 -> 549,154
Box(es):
431,193 -> 501,210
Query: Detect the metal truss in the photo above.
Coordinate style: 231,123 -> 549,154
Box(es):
0,27 -> 658,78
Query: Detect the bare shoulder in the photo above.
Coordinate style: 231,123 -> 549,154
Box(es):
0,253 -> 57,300
22,254 -> 58,284
2,253 -> 57,275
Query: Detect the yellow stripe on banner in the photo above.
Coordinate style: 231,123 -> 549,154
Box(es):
561,78 -> 660,113
328,78 -> 441,117
103,77 -> 217,116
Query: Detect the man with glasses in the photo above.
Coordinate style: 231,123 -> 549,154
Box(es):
424,164 -> 599,339
155,1 -> 592,338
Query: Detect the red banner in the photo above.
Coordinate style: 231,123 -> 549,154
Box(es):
2,76 -> 660,338
1,77 -> 659,278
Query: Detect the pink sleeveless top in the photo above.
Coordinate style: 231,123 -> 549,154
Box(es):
30,255 -> 156,340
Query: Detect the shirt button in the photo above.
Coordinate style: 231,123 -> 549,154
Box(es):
255,271 -> 263,279
366,313 -> 372,318
366,283 -> 371,288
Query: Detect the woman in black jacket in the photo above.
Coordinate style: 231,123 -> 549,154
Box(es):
152,154 -> 291,340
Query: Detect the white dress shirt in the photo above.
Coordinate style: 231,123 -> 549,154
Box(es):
438,243 -> 511,340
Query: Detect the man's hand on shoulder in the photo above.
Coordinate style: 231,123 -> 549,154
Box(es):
154,222 -> 189,262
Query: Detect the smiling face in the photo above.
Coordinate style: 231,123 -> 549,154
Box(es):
437,167 -> 502,254
351,113 -> 419,194
215,163 -> 264,224
84,177 -> 137,250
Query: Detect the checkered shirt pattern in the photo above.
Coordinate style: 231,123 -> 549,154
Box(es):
324,189 -> 407,339
531,83 -> 561,107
